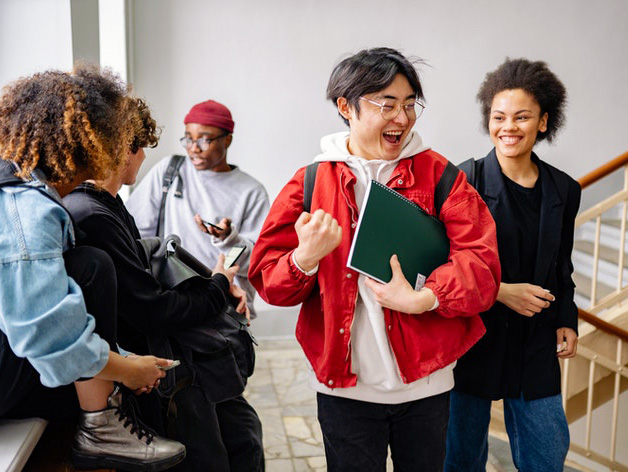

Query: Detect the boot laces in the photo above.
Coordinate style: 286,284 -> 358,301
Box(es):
115,394 -> 156,445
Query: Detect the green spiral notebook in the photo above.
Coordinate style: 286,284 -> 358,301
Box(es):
347,180 -> 450,286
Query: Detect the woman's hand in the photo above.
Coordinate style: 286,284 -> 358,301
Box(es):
293,209 -> 342,271
556,327 -> 578,358
364,255 -> 436,314
497,282 -> 554,317
229,283 -> 250,322
212,253 -> 238,284
119,355 -> 171,392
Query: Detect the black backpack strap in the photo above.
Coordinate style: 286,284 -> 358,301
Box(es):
457,158 -> 477,187
303,162 -> 319,213
156,155 -> 186,237
434,161 -> 459,218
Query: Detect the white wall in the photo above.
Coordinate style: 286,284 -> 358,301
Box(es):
129,0 -> 628,202
0,0 -> 73,86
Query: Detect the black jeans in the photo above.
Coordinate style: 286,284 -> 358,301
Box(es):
168,359 -> 265,472
317,391 -> 450,472
0,246 -> 118,420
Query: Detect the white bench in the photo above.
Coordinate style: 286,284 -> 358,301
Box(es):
0,418 -> 47,471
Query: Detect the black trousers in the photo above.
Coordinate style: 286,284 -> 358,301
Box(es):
0,246 -> 118,420
317,391 -> 450,472
170,386 -> 264,472
165,356 -> 264,472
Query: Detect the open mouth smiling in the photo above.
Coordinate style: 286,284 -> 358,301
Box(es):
499,135 -> 523,145
383,130 -> 403,144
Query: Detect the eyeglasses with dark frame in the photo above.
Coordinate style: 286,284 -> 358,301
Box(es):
359,97 -> 425,121
179,132 -> 229,151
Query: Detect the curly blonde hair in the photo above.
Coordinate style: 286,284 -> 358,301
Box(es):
0,63 -> 135,185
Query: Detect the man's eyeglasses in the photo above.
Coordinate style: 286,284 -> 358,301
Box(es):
179,133 -> 229,151
359,97 -> 425,121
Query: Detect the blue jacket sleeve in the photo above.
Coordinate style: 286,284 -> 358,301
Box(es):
0,188 -> 109,387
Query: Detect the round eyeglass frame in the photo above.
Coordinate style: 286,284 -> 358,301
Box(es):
179,132 -> 229,151
359,97 -> 425,121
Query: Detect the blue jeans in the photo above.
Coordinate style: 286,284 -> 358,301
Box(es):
445,390 -> 570,472
317,391 -> 450,472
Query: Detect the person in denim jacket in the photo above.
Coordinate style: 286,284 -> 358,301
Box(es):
0,65 -> 185,471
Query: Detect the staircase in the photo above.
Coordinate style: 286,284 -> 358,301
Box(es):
489,151 -> 628,472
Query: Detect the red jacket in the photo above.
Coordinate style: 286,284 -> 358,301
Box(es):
249,150 -> 500,389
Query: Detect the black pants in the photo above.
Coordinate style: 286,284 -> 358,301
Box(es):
166,358 -> 264,472
317,391 -> 450,472
0,246 -> 118,421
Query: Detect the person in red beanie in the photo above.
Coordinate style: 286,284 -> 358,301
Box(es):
127,99 -> 269,319
125,100 -> 269,471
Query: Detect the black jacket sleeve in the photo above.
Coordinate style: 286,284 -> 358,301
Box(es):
555,177 -> 582,333
65,190 -> 230,335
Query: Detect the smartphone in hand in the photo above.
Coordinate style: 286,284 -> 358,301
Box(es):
158,359 -> 181,371
202,219 -> 222,231
224,245 -> 246,268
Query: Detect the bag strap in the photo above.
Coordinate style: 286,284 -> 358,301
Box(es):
156,155 -> 186,237
304,160 -> 459,218
303,162 -> 319,213
434,160 -> 459,217
457,157 -> 477,187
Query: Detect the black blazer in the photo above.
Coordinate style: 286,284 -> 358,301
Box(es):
454,149 -> 581,400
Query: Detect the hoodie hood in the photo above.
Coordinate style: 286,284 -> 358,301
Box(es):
313,130 -> 430,164
313,130 -> 431,189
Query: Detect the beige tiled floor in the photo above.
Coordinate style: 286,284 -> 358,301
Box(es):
245,338 -> 580,472
245,338 -> 396,471
244,339 -> 327,471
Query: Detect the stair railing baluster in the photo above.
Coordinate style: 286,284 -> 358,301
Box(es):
609,339 -> 622,463
592,216 -> 602,307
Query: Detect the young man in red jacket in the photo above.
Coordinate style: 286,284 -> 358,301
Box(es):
249,47 -> 501,471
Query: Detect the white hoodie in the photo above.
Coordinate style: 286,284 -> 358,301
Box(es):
307,131 -> 456,404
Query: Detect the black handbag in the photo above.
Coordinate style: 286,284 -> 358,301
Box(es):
138,235 -> 256,403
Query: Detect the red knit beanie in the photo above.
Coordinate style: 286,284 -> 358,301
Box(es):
183,100 -> 234,133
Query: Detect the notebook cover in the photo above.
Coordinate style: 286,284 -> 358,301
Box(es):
347,180 -> 450,285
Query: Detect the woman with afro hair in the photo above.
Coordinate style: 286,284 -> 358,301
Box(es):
0,65 -> 185,471
444,58 -> 581,472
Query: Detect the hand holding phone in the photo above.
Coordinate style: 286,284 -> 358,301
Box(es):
157,359 -> 180,371
202,219 -> 222,231
224,245 -> 246,268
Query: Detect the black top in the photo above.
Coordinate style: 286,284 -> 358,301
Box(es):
503,175 -> 541,283
64,183 -> 230,355
454,149 -> 581,401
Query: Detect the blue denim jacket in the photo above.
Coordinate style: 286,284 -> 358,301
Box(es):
0,174 -> 109,387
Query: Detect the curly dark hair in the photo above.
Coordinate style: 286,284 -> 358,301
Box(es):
477,58 -> 567,143
128,97 -> 160,154
327,47 -> 425,127
0,63 -> 134,185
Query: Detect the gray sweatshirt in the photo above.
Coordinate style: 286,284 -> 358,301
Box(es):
126,156 -> 270,317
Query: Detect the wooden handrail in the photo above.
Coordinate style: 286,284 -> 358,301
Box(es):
578,308 -> 628,343
578,150 -> 628,189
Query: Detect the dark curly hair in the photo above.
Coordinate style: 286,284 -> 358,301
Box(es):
0,63 -> 134,185
477,58 -> 567,143
128,97 -> 160,154
327,47 -> 425,127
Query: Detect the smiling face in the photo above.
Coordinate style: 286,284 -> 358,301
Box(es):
184,123 -> 232,171
339,74 -> 417,161
489,88 -> 548,163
